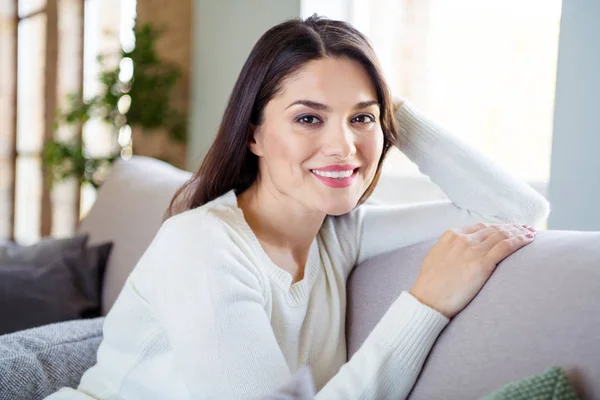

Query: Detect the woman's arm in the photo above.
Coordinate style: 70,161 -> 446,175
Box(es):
151,216 -> 291,398
353,101 -> 551,264
151,215 -> 448,399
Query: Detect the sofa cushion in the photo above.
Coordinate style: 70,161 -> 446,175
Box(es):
0,235 -> 112,335
77,156 -> 192,315
0,317 -> 104,400
346,230 -> 600,400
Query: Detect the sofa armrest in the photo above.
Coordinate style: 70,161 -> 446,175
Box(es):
346,230 -> 600,400
0,318 -> 104,400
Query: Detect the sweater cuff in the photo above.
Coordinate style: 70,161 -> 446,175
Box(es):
394,101 -> 451,163
371,290 -> 449,371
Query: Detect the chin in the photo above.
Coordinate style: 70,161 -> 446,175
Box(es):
319,196 -> 360,216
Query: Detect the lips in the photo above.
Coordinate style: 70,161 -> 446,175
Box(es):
310,165 -> 359,188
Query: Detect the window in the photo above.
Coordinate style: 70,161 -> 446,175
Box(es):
1,0 -> 135,244
0,1 -> 18,239
302,0 -> 561,214
79,0 -> 136,225
1,0 -> 53,244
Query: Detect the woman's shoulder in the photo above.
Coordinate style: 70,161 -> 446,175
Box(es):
135,192 -> 265,289
129,199 -> 241,280
160,190 -> 241,238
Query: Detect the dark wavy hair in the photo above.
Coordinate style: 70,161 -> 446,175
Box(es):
164,15 -> 398,221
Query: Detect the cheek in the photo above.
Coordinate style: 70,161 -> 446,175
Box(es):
361,130 -> 385,166
263,132 -> 316,172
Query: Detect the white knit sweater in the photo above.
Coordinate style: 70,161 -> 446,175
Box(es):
46,102 -> 550,400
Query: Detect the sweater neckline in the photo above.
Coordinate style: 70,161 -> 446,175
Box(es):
222,190 -> 321,305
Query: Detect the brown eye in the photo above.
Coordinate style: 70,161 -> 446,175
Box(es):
296,115 -> 322,125
351,114 -> 375,124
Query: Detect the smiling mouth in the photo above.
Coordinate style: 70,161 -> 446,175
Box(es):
310,168 -> 357,179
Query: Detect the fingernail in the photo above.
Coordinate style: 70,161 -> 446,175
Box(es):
526,232 -> 535,238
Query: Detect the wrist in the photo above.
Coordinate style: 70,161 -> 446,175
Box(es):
408,288 -> 451,319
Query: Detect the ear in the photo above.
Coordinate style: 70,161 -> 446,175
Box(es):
248,124 -> 264,157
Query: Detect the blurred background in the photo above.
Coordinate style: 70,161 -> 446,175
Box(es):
1,0 -> 599,245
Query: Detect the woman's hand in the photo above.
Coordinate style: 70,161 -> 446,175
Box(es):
409,223 -> 537,319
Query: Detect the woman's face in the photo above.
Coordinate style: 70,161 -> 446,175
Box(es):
249,57 -> 384,216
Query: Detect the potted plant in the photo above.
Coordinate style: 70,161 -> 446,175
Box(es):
44,21 -> 187,189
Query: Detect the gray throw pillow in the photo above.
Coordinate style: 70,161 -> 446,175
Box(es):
73,242 -> 114,317
0,234 -> 88,263
0,235 -> 113,335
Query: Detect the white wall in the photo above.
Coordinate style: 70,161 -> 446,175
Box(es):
188,0 -> 301,170
547,0 -> 600,231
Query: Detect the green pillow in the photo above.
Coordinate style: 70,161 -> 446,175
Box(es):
481,367 -> 581,400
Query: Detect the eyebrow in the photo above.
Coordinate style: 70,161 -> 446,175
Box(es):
285,100 -> 380,112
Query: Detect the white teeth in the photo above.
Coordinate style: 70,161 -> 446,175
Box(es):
311,169 -> 354,179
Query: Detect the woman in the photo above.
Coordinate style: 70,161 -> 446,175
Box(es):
47,15 -> 549,399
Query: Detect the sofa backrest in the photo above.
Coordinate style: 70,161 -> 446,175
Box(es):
77,156 -> 191,315
347,229 -> 600,399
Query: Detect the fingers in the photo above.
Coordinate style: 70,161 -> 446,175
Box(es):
459,222 -> 532,238
471,224 -> 533,250
456,222 -> 490,235
482,230 -> 536,266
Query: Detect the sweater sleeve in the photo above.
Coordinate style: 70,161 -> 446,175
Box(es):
354,101 -> 551,264
151,215 -> 293,398
317,291 -> 449,399
151,213 -> 448,400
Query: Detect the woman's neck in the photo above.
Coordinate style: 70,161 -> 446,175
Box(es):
236,182 -> 325,279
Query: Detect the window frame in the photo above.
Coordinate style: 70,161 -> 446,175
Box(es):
3,0 -> 85,242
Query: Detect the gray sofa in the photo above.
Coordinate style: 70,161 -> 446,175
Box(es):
1,156 -> 599,399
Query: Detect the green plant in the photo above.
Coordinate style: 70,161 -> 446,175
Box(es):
43,140 -> 118,189
44,21 -> 187,188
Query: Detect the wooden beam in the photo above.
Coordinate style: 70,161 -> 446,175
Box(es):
75,0 -> 84,219
53,0 -> 85,234
9,0 -> 18,241
41,0 -> 58,236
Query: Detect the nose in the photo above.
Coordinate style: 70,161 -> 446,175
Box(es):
321,122 -> 357,161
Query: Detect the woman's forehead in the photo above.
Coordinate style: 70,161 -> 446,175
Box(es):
273,57 -> 378,107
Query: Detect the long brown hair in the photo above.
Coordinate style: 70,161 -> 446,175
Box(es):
164,15 -> 398,221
